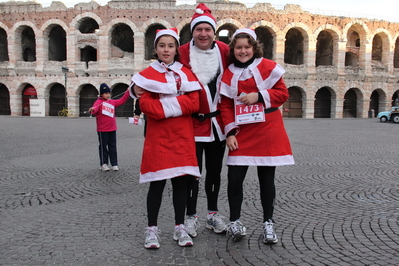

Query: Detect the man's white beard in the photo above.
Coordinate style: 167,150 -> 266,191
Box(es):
190,45 -> 220,85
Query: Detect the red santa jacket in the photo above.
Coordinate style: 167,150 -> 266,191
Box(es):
132,60 -> 202,183
220,58 -> 295,166
179,40 -> 230,142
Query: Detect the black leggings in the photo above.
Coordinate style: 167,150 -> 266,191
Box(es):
186,138 -> 226,215
147,175 -> 189,226
227,165 -> 276,222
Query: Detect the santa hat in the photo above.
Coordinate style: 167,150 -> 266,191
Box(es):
190,3 -> 217,32
232,28 -> 257,41
154,28 -> 180,46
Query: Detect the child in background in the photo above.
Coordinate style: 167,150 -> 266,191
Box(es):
131,28 -> 202,249
219,28 -> 295,243
88,83 -> 130,171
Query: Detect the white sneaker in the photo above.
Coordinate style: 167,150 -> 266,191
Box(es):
263,219 -> 278,244
184,216 -> 200,238
173,224 -> 193,247
101,164 -> 110,171
206,213 -> 227,233
227,220 -> 247,242
112,165 -> 119,171
144,226 -> 161,249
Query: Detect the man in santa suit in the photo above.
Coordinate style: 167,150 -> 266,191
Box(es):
179,2 -> 230,238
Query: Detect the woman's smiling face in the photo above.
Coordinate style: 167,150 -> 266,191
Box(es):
233,37 -> 254,64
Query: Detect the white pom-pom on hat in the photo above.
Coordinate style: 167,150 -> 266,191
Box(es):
196,8 -> 204,14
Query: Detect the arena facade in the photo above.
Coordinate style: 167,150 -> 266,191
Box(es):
1,0 -> 399,118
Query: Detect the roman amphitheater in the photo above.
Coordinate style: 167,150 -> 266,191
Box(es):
1,0 -> 399,118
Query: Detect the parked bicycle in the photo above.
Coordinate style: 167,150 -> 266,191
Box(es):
58,107 -> 74,117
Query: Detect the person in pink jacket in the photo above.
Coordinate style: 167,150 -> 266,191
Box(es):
88,83 -> 130,171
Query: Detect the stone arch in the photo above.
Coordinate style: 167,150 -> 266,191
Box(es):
48,82 -> 66,116
107,22 -> 136,59
0,22 -> 9,61
0,26 -> 9,62
369,88 -> 386,117
141,20 -> 170,60
251,22 -> 280,61
283,86 -> 306,118
0,83 -> 11,115
70,12 -> 103,32
112,82 -> 133,117
343,87 -> 363,118
12,22 -> 39,62
176,18 -> 191,46
78,83 -> 98,116
372,29 -> 392,67
282,23 -> 311,65
314,86 -> 334,118
343,21 -> 370,68
314,25 -> 340,67
216,18 -> 244,33
216,23 -> 239,45
41,20 -> 68,62
394,35 -> 399,68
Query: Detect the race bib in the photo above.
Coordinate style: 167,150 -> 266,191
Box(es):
102,102 -> 115,118
234,97 -> 265,125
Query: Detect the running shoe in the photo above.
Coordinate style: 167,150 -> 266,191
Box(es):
227,220 -> 247,242
263,219 -> 278,244
206,213 -> 227,233
144,226 -> 161,249
173,224 -> 193,247
184,216 -> 200,238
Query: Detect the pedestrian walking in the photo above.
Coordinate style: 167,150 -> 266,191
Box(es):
88,83 -> 130,171
219,28 -> 295,243
131,28 -> 202,249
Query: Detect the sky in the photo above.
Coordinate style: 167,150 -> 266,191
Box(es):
1,0 -> 398,22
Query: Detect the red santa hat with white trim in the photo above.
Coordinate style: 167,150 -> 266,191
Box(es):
232,28 -> 257,41
190,3 -> 217,32
154,28 -> 180,46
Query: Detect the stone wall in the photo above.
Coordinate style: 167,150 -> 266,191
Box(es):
1,0 -> 399,118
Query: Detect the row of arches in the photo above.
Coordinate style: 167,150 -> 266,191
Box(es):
0,83 -> 133,117
1,14 -> 399,71
1,82 -> 398,119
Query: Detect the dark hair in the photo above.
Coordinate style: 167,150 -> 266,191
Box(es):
228,33 -> 263,63
153,35 -> 180,61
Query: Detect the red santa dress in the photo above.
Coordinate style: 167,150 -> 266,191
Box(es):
220,58 -> 295,166
132,60 -> 202,183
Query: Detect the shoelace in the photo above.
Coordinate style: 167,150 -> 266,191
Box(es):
265,222 -> 274,236
229,222 -> 242,234
212,214 -> 225,224
176,225 -> 189,238
146,227 -> 161,240
187,217 -> 200,228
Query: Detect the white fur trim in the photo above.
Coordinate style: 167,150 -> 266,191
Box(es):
224,122 -> 238,136
226,155 -> 295,166
140,166 -> 201,183
196,8 -> 204,14
232,28 -> 257,40
154,29 -> 179,46
160,97 -> 182,118
191,16 -> 216,31
189,44 -> 219,85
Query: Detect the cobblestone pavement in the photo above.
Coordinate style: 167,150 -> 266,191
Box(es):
0,116 -> 398,266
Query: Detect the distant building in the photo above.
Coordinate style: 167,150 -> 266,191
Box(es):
1,0 -> 399,118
